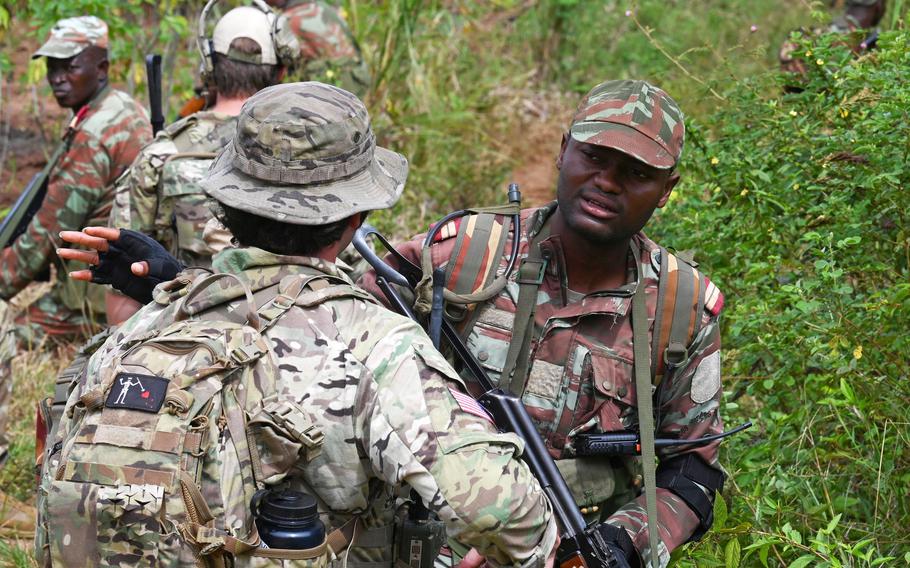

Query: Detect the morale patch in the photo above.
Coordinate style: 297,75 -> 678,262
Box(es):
105,373 -> 170,413
690,351 -> 721,404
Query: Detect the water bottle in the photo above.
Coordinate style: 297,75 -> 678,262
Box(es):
251,489 -> 325,549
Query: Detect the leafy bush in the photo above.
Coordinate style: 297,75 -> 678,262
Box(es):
655,30 -> 910,567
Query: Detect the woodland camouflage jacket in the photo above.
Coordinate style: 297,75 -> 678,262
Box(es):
0,86 -> 151,328
360,203 -> 726,566
72,247 -> 557,567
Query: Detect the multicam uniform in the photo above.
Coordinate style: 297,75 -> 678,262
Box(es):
110,112 -> 236,268
361,203 -> 726,566
0,85 -> 150,460
283,0 -> 371,97
48,247 -> 556,566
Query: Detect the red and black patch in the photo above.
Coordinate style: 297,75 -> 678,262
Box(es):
105,373 -> 169,413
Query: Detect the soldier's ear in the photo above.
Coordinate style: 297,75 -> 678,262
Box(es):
556,133 -> 569,169
657,171 -> 681,208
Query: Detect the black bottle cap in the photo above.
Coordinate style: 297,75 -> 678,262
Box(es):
255,490 -> 319,527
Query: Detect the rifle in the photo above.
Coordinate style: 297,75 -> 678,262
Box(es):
0,106 -> 89,249
145,54 -> 164,135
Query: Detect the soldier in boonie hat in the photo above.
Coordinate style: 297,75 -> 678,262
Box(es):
32,15 -> 109,60
568,79 -> 685,170
201,81 -> 408,224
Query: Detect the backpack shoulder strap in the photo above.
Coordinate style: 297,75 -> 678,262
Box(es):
651,247 -> 715,385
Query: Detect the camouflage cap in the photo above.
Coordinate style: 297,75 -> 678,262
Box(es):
201,82 -> 408,225
569,79 -> 685,170
32,16 -> 109,60
213,6 -> 279,65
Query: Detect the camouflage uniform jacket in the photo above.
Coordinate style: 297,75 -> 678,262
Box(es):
110,111 -> 235,268
283,0 -> 371,96
76,247 -> 557,567
360,202 -> 725,566
0,86 -> 151,329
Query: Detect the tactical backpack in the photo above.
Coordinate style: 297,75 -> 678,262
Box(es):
139,115 -> 228,268
38,273 -> 355,567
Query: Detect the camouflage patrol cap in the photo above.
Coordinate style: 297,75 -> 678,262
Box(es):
570,79 -> 685,170
201,82 -> 408,225
32,16 -> 109,60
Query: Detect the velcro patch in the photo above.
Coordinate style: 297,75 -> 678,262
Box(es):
105,373 -> 170,413
448,388 -> 494,425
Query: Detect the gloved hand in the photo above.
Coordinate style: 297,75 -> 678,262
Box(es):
89,229 -> 184,304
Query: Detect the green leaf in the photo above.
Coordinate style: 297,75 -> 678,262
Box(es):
789,555 -> 816,568
725,538 -> 741,568
714,493 -> 728,530
823,514 -> 841,534
759,544 -> 770,568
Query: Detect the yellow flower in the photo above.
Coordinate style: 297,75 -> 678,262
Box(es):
853,345 -> 863,360
339,7 -> 348,20
325,69 -> 336,79
740,189 -> 749,196
840,108 -> 850,118
806,50 -> 813,56
789,110 -> 798,117
793,183 -> 800,190
816,58 -> 825,66
710,157 -> 719,165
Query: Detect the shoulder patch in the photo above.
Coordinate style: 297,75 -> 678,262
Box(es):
432,218 -> 462,242
448,388 -> 494,425
105,373 -> 169,413
704,277 -> 724,316
690,351 -> 721,404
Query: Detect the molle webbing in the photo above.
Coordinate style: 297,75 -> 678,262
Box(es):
650,247 -> 707,385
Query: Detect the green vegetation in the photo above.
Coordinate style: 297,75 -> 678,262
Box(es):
1,1 -> 908,566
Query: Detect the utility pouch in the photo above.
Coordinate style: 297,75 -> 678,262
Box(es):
395,506 -> 446,568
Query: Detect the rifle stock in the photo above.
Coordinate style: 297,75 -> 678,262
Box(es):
0,106 -> 89,249
0,172 -> 48,249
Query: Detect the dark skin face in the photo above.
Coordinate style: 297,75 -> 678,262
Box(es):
549,134 -> 680,292
46,46 -> 108,110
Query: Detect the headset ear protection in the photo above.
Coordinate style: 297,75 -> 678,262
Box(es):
196,0 -> 300,87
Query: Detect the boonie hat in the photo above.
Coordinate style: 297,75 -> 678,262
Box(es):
201,82 -> 408,225
570,79 -> 685,170
32,16 -> 109,60
213,6 -> 280,65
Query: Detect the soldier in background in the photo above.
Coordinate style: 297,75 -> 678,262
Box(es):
105,3 -> 298,324
266,0 -> 372,97
50,82 -> 557,567
780,0 -> 886,79
0,15 -> 150,491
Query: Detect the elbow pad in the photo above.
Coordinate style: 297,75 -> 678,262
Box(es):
655,453 -> 725,541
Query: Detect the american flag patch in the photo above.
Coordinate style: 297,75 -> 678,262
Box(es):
704,277 -> 724,316
448,388 -> 494,425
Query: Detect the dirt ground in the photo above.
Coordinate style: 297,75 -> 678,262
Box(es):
0,35 -> 70,209
502,87 -> 572,207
